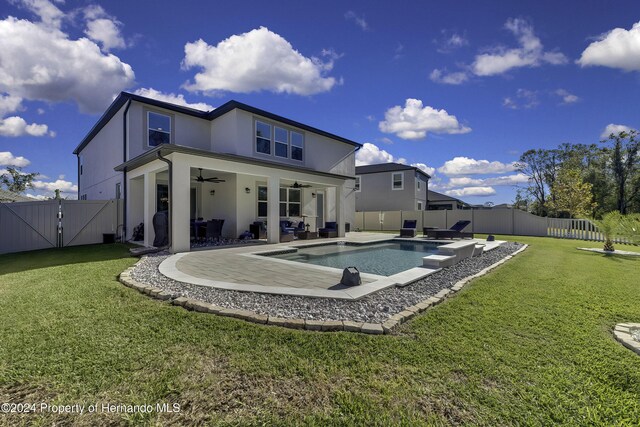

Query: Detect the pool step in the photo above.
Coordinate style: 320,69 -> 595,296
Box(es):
473,244 -> 485,257
422,254 -> 457,268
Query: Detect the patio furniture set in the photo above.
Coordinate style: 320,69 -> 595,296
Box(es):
400,219 -> 473,239
250,220 -> 339,242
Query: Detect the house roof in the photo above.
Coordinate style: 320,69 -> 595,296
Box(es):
74,92 -> 362,155
427,190 -> 469,206
114,144 -> 356,181
0,189 -> 33,202
355,162 -> 431,179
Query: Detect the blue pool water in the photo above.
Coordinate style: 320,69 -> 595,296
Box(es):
267,241 -> 441,276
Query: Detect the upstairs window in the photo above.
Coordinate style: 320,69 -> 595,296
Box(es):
256,121 -> 271,154
354,176 -> 361,192
392,172 -> 404,190
417,201 -> 423,210
291,131 -> 304,161
274,127 -> 288,158
148,112 -> 171,147
417,179 -> 421,190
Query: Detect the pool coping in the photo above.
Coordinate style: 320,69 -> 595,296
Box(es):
159,238 -> 504,300
613,323 -> 640,355
118,243 -> 529,334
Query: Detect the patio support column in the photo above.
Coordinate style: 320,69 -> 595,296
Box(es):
336,183 -> 346,237
143,171 -> 156,247
171,158 -> 191,253
267,175 -> 280,244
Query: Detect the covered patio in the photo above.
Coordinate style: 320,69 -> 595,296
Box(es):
117,145 -> 354,253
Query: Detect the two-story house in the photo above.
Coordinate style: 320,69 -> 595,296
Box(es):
427,190 -> 471,210
355,163 -> 430,211
74,92 -> 360,252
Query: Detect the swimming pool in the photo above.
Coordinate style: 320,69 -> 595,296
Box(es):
265,240 -> 442,276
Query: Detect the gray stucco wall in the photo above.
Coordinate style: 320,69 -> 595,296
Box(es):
355,170 -> 427,211
78,105 -> 124,200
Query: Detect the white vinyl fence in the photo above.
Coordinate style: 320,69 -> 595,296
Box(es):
353,208 -> 631,244
0,199 -> 123,255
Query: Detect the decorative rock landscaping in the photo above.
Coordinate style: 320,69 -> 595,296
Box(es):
120,242 -> 527,334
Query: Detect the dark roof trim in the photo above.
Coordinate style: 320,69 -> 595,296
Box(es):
74,92 -> 361,155
427,190 -> 469,205
356,162 -> 431,179
114,144 -> 356,181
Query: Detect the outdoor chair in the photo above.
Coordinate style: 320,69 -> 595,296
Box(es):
318,221 -> 338,238
250,221 -> 267,239
204,219 -> 225,242
400,219 -> 417,237
280,222 -> 294,242
424,220 -> 473,239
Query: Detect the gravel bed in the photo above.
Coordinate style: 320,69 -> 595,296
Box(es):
130,242 -> 524,323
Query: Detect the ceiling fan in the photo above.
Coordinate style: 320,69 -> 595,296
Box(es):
192,168 -> 226,183
290,181 -> 312,189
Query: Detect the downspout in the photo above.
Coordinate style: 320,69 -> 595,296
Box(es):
156,151 -> 172,250
121,99 -> 132,241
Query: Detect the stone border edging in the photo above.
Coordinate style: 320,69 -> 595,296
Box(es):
613,323 -> 640,355
118,244 -> 529,335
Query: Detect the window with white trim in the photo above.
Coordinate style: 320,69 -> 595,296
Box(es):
417,179 -> 421,190
115,183 -> 121,199
354,176 -> 361,192
148,112 -> 171,147
257,185 -> 268,217
291,131 -> 304,161
417,201 -> 423,210
257,186 -> 302,217
280,188 -> 301,217
256,121 -> 272,154
79,155 -> 83,175
392,172 -> 403,190
274,126 -> 288,158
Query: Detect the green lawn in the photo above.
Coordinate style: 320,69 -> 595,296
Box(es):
0,237 -> 639,426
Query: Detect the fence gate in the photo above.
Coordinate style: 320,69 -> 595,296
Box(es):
0,199 -> 122,255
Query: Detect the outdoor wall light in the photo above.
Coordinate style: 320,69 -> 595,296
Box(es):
210,190 -> 215,196
245,187 -> 251,194
312,193 -> 316,198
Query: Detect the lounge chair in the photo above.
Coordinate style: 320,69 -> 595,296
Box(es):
400,219 -> 417,237
424,220 -> 473,239
318,221 -> 338,238
280,222 -> 294,242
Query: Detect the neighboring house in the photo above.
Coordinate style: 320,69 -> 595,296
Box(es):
74,92 -> 360,252
427,190 -> 471,210
355,163 -> 430,211
0,189 -> 32,203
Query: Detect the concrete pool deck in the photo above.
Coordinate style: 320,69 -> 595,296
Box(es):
159,233 -> 506,300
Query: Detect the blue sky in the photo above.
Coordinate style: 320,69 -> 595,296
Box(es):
1,0 -> 639,204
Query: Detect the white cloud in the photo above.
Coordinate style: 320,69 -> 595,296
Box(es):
0,7 -> 135,113
393,43 -> 404,60
502,89 -> 539,109
600,123 -> 635,139
446,186 -> 496,197
447,173 -> 529,187
377,137 -> 394,145
0,151 -> 31,167
435,30 -> 469,53
355,142 -> 398,166
32,178 -> 77,193
182,27 -> 339,96
472,18 -> 567,76
16,0 -> 65,29
411,163 -> 436,176
379,98 -> 471,140
0,94 -> 23,116
429,68 -> 469,85
578,21 -> 640,71
24,193 -> 48,200
85,18 -> 126,51
555,89 -> 579,105
344,11 -> 369,31
438,157 -> 518,176
133,88 -> 213,111
0,116 -> 53,137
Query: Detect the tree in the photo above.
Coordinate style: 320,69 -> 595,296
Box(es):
516,149 -> 560,216
0,167 -> 38,194
618,213 -> 640,245
592,211 -> 623,252
601,130 -> 640,214
548,168 -> 597,218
